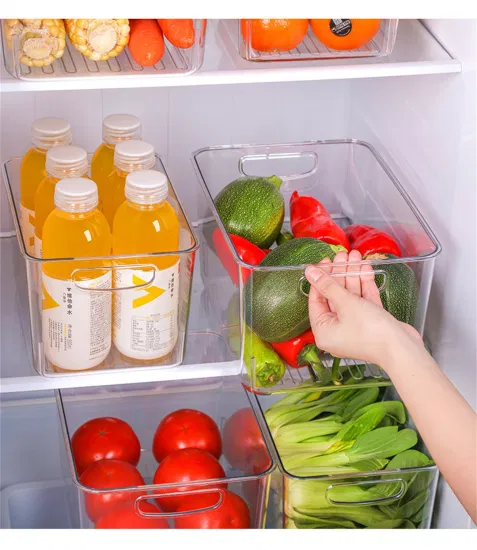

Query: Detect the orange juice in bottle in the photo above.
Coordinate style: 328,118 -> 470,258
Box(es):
103,139 -> 155,228
91,114 -> 141,213
42,179 -> 112,371
34,145 -> 89,258
112,170 -> 180,362
20,117 -> 72,254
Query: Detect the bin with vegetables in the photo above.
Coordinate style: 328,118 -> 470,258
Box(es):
57,378 -> 275,529
193,140 -> 441,394
1,19 -> 206,80
254,386 -> 438,529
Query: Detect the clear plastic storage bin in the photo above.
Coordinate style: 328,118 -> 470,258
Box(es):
192,140 -> 441,394
252,387 -> 439,529
221,19 -> 398,63
1,19 -> 207,81
2,155 -> 198,377
56,377 -> 275,528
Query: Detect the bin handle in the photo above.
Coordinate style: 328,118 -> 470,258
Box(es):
71,264 -> 157,292
238,151 -> 318,182
325,478 -> 406,506
134,488 -> 225,518
298,269 -> 387,297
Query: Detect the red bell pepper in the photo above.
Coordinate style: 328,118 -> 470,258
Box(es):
213,229 -> 267,286
270,328 -> 316,368
290,191 -> 329,231
290,191 -> 350,250
344,224 -> 401,257
271,329 -> 331,383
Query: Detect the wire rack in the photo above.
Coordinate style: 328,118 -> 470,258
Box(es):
220,19 -> 399,63
1,22 -> 205,81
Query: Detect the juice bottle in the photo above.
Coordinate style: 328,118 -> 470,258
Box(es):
20,117 -> 72,255
112,170 -> 180,362
91,114 -> 141,213
103,139 -> 155,228
42,179 -> 112,371
34,145 -> 89,258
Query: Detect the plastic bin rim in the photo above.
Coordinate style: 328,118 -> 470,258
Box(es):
277,462 -> 438,482
54,388 -> 277,496
191,138 -> 442,270
2,155 -> 200,263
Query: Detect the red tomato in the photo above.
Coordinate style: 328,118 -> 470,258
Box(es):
72,417 -> 141,476
152,409 -> 222,463
81,459 -> 145,522
222,409 -> 271,474
153,449 -> 227,512
174,490 -> 250,529
95,501 -> 169,529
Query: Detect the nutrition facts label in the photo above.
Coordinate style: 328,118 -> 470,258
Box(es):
113,262 -> 179,360
130,312 -> 175,353
42,271 -> 112,370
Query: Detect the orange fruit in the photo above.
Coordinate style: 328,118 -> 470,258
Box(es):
241,19 -> 309,52
310,19 -> 381,51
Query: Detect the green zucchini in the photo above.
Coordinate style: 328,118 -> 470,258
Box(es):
215,175 -> 284,248
245,238 -> 345,342
366,253 -> 419,326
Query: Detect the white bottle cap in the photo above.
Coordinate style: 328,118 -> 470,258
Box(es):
125,170 -> 169,205
54,178 -> 98,213
46,145 -> 89,179
102,114 -> 142,144
31,117 -> 72,149
114,140 -> 155,172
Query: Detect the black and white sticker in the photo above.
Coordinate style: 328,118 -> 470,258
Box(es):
329,19 -> 352,37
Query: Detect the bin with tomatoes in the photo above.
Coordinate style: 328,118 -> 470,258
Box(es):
58,379 -> 274,529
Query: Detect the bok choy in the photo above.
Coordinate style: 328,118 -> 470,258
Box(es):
265,388 -> 437,529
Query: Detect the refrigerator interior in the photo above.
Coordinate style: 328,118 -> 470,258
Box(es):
0,19 -> 475,529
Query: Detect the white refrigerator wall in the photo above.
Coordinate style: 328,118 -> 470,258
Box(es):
349,19 -> 477,529
0,80 -> 350,231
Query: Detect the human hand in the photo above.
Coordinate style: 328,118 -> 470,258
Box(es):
305,250 -> 422,367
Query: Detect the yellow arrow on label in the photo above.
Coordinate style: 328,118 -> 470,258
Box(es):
42,283 -> 60,310
29,213 -> 35,248
132,274 -> 165,309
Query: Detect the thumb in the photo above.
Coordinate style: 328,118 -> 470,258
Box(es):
305,266 -> 350,311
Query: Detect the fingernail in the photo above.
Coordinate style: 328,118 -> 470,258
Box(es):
305,266 -> 323,284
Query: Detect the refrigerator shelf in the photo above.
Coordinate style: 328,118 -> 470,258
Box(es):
0,20 -> 460,93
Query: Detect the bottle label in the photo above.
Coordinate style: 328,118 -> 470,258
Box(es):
20,203 -> 36,255
41,271 -> 112,371
34,235 -> 43,259
113,261 -> 180,360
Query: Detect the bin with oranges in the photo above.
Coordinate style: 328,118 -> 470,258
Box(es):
237,19 -> 399,62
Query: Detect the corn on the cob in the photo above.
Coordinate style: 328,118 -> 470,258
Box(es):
4,19 -> 66,67
65,19 -> 130,61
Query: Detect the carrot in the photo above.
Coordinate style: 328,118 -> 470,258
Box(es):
128,19 -> 164,66
157,19 -> 195,49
